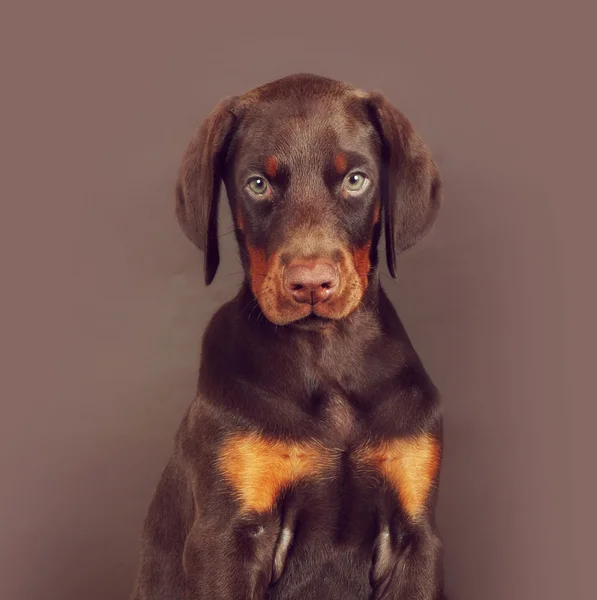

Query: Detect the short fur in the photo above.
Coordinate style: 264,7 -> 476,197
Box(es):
131,73 -> 445,600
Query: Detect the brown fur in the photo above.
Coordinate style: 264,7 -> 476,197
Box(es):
131,73 -> 445,600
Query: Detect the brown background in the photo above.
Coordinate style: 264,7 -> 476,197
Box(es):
1,1 -> 595,599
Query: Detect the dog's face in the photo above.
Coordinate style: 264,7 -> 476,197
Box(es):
225,91 -> 382,326
175,74 -> 442,327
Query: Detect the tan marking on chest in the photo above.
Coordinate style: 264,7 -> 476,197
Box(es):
356,433 -> 441,521
218,433 -> 334,513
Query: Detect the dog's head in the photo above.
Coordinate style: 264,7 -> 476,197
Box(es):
176,74 -> 441,327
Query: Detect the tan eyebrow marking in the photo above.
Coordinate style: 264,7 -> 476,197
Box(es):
334,153 -> 348,175
264,155 -> 278,178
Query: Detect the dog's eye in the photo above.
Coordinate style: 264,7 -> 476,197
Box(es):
246,177 -> 270,197
343,173 -> 369,194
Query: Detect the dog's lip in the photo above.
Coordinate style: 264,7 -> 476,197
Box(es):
305,312 -> 330,322
259,297 -> 345,327
291,310 -> 335,328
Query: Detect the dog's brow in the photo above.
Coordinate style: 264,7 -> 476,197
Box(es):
329,150 -> 377,176
264,155 -> 278,178
334,153 -> 348,175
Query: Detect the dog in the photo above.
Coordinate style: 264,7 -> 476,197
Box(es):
130,73 -> 445,599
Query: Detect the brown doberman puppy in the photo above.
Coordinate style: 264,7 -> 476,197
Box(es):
130,73 -> 445,600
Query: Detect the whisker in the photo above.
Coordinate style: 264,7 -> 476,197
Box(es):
241,297 -> 258,318
248,301 -> 261,322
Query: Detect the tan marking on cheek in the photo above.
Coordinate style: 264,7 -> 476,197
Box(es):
236,206 -> 244,230
218,433 -> 333,513
353,243 -> 372,288
334,153 -> 348,175
264,155 -> 278,178
357,434 -> 441,521
247,245 -> 268,294
373,200 -> 381,224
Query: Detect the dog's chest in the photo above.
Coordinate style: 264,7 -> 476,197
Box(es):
218,380 -> 439,525
315,389 -> 359,445
219,423 -> 439,528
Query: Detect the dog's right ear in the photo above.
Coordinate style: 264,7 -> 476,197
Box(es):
175,96 -> 238,285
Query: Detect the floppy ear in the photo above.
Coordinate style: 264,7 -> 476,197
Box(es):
367,92 -> 442,278
175,96 -> 238,285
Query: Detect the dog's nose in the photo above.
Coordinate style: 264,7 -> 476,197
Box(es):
284,261 -> 339,305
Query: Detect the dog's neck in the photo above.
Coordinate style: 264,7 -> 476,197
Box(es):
206,269 -> 414,401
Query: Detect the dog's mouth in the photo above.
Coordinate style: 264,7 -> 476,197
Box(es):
292,311 -> 334,330
247,245 -> 370,327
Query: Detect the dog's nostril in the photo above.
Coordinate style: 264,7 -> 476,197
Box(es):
284,261 -> 339,305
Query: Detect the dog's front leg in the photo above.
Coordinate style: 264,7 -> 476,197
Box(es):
371,519 -> 445,600
182,509 -> 281,600
178,405 -> 285,599
367,426 -> 445,600
130,457 -> 195,600
131,405 -> 281,600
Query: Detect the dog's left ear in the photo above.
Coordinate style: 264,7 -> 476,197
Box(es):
366,92 -> 442,278
175,96 -> 238,285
